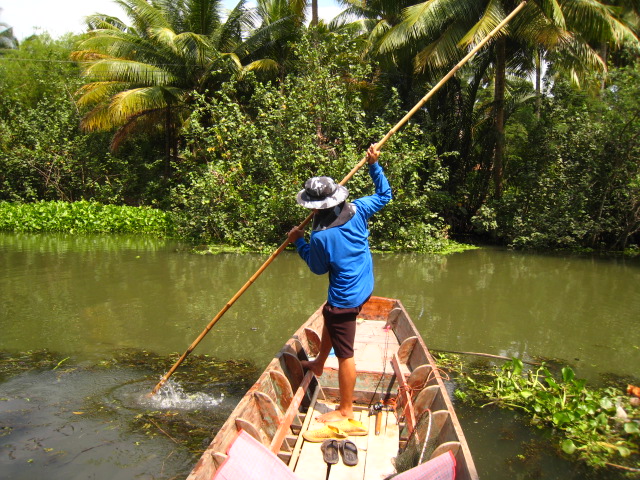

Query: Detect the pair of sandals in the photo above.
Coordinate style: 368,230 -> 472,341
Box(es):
320,438 -> 358,466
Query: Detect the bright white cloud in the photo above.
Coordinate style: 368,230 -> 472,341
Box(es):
1,0 -> 124,39
1,0 -> 344,40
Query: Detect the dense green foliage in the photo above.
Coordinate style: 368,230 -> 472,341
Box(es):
446,357 -> 640,469
0,201 -> 173,235
172,34 -> 452,251
0,35 -> 171,205
0,1 -> 639,252
475,67 -> 640,251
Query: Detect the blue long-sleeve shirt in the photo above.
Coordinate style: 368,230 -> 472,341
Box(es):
294,162 -> 392,308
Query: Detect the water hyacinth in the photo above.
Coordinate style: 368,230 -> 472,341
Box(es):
0,200 -> 174,236
446,356 -> 640,470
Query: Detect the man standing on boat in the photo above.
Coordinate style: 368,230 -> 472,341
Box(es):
287,144 -> 392,423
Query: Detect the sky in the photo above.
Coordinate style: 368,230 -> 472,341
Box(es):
0,0 -> 345,40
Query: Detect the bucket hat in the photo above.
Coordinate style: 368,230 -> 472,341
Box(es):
296,176 -> 349,209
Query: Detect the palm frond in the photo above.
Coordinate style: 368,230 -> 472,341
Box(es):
110,107 -> 168,150
236,15 -> 294,57
174,31 -> 213,66
84,59 -> 177,85
458,0 -> 505,47
211,0 -> 249,51
84,14 -> 129,32
243,58 -> 279,73
536,0 -> 566,29
80,103 -> 118,131
108,86 -> 183,122
553,31 -> 606,78
397,0 -> 479,45
75,81 -> 129,107
76,31 -> 177,67
113,0 -> 171,34
149,27 -> 179,53
183,0 -> 223,35
561,0 -> 637,46
414,21 -> 469,73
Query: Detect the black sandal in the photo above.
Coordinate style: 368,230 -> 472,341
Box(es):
339,439 -> 358,466
320,439 -> 339,465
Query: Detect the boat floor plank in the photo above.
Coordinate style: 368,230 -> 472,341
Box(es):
294,400 -> 337,480
294,402 -> 398,480
325,410 -> 369,480
363,410 -> 398,480
324,320 -> 409,375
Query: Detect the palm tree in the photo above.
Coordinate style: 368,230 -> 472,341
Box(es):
330,0 -> 429,111
72,0 -> 272,170
380,0 -> 638,197
241,0 -> 308,81
598,0 -> 640,68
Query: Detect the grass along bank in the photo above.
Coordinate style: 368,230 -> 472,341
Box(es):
0,201 -> 174,236
0,200 -> 477,254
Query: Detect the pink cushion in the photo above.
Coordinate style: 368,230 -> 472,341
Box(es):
213,430 -> 302,480
392,451 -> 456,480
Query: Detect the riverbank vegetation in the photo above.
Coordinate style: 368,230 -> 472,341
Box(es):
0,200 -> 172,236
1,0 -> 639,252
437,354 -> 640,473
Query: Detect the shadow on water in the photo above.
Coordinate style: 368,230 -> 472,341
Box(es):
0,349 -> 259,480
456,406 -> 630,480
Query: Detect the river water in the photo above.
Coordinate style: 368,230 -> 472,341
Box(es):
1,233 -> 638,479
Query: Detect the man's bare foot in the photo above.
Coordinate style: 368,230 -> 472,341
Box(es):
301,359 -> 324,377
316,408 -> 353,423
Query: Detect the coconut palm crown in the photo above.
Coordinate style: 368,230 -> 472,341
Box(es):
72,0 -> 275,156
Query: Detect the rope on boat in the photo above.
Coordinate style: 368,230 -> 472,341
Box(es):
368,323 -> 392,412
432,349 -> 542,366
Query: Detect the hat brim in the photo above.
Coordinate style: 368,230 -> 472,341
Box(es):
296,185 -> 349,209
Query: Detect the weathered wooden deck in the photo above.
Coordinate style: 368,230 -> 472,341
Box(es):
324,319 -> 410,376
293,403 -> 398,480
185,296 -> 479,480
292,319 -> 407,479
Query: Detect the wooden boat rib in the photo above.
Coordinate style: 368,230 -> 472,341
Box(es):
187,296 -> 479,480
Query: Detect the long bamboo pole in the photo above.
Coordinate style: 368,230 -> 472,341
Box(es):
149,0 -> 527,396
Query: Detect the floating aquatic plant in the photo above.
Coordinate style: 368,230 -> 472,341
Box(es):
440,355 -> 640,471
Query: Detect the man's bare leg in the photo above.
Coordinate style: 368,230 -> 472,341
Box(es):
301,324 -> 332,377
316,356 -> 355,423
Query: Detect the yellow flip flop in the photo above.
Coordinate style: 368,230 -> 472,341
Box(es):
328,418 -> 368,436
302,424 -> 348,443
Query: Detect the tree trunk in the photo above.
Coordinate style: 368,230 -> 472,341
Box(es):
600,43 -> 608,90
493,37 -> 506,198
535,47 -> 542,118
311,0 -> 318,26
165,104 -> 172,178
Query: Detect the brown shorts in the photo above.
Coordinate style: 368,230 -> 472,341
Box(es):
323,302 -> 365,359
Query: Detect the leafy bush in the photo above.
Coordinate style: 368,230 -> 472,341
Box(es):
0,34 -> 175,207
0,201 -> 173,236
493,66 -> 640,251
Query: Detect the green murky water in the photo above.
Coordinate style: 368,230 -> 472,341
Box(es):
1,233 -> 638,479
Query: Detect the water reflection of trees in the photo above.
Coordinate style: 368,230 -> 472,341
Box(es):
1,235 -> 638,381
374,249 -> 640,381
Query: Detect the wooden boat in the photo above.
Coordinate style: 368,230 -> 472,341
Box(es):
187,296 -> 479,480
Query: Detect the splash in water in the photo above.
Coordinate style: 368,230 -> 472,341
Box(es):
142,378 -> 224,410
